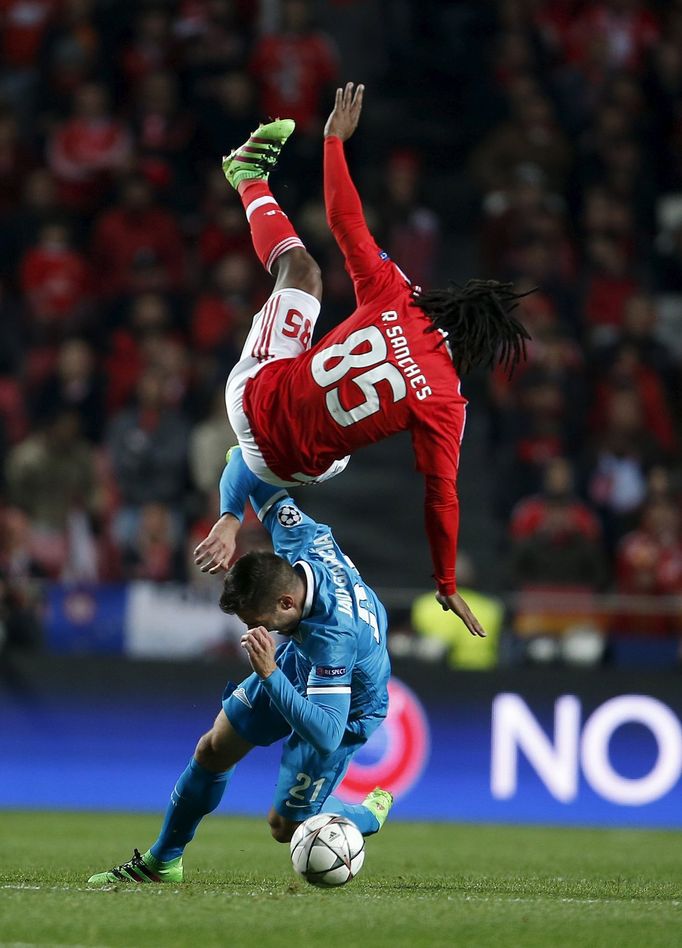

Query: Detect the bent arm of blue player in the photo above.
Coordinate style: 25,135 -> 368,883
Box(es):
194,446 -> 283,573
218,445 -> 288,522
261,667 -> 350,756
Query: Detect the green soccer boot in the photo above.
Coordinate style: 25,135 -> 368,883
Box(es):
362,787 -> 394,831
87,848 -> 183,885
222,118 -> 296,189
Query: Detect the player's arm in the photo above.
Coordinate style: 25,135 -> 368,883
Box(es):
323,83 -> 403,302
194,446 -> 285,573
424,474 -> 485,638
194,447 -> 321,572
241,626 -> 352,755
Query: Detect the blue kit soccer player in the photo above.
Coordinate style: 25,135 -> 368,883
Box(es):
88,447 -> 394,884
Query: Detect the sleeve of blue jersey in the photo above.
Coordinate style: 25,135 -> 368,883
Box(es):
261,667 -> 350,756
258,495 -> 319,563
305,624 -> 357,692
219,447 -> 261,521
219,448 -> 325,563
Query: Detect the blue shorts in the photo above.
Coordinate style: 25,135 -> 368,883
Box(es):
223,644 -> 380,820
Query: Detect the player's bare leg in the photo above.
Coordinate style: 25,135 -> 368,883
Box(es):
272,246 -> 321,300
267,808 -> 301,844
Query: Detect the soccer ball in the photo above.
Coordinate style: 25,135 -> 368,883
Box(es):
290,814 -> 365,887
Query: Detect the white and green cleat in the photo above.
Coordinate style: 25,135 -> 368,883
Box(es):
87,848 -> 183,885
362,787 -> 394,831
222,119 -> 295,189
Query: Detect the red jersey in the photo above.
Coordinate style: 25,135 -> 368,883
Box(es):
243,274 -> 465,481
243,137 -> 467,594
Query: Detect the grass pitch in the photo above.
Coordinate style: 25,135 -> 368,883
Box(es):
0,812 -> 680,948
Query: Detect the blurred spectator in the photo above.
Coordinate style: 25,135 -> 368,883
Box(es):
566,1 -> 659,75
189,388 -> 236,497
0,507 -> 45,650
47,82 -> 132,211
33,338 -> 105,443
590,343 -> 677,456
377,150 -> 440,288
119,5 -> 176,91
510,457 -> 606,587
0,169 -> 62,281
592,294 -> 675,388
585,389 -> 660,543
198,182 -> 253,268
616,497 -> 682,635
91,175 -> 185,299
249,0 -> 338,136
510,457 -> 607,649
176,0 -> 251,84
5,410 -> 99,575
0,0 -> 56,71
107,369 -> 189,548
20,221 -> 92,331
197,70 -> 259,160
0,107 -> 34,214
131,71 -> 196,196
121,502 -> 183,582
40,0 -> 101,116
471,87 -> 571,194
105,292 -> 177,411
190,254 -> 256,354
582,234 -> 638,340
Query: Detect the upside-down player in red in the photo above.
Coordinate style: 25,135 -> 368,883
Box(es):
194,83 -> 530,636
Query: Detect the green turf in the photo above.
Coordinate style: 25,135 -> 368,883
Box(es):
0,812 -> 680,948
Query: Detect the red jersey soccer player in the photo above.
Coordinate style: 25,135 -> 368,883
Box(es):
195,83 -> 529,636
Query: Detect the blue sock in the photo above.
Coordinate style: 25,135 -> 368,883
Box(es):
320,795 -> 380,835
150,757 -> 233,862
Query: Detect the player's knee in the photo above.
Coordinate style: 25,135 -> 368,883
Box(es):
274,248 -> 322,301
195,727 -> 230,771
268,812 -> 295,844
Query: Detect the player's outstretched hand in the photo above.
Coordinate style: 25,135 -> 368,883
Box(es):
436,591 -> 487,638
241,626 -> 277,678
193,513 -> 240,574
324,81 -> 364,142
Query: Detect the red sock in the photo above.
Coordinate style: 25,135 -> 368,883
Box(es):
237,180 -> 305,274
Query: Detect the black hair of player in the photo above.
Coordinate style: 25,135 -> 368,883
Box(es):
220,551 -> 297,616
411,279 -> 533,376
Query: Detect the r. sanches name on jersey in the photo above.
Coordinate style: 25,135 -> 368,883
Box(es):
312,532 -> 354,618
380,310 -> 432,401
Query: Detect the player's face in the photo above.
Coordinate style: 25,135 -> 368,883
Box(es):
239,597 -> 303,636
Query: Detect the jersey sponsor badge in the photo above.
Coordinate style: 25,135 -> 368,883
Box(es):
316,665 -> 347,678
277,504 -> 302,528
379,249 -> 390,260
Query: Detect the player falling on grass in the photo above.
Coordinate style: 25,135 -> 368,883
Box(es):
88,448 -> 393,884
195,82 -> 530,637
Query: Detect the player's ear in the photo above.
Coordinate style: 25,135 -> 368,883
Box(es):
278,594 -> 296,611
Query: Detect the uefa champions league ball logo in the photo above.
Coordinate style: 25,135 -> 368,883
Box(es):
337,677 -> 430,802
277,505 -> 302,528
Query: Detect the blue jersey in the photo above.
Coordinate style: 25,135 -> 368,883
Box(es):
260,491 -> 391,735
219,447 -> 391,749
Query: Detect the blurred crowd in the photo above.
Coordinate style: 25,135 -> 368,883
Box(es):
479,0 -> 682,652
0,0 -> 680,656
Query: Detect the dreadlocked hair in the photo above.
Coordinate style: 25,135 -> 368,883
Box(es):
411,279 -> 533,376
